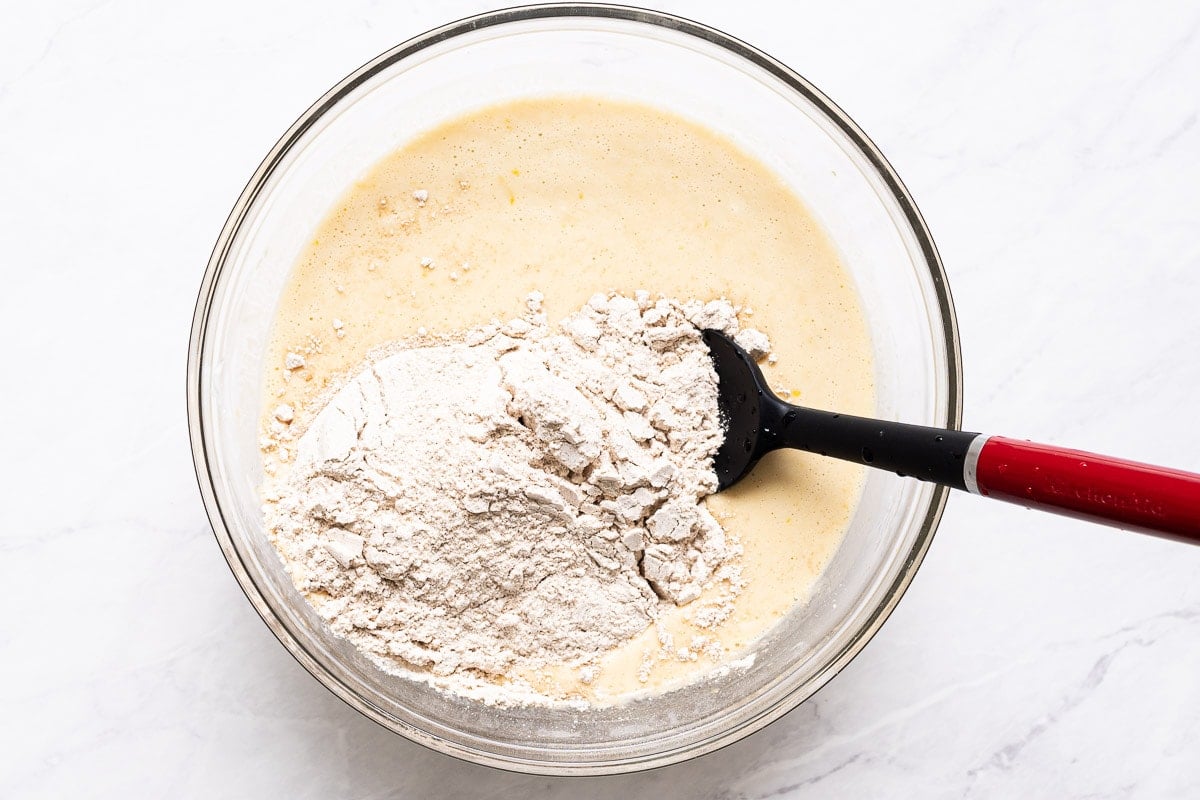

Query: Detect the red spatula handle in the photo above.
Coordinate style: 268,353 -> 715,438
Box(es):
969,436 -> 1200,543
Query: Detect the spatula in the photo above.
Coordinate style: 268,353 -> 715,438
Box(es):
702,329 -> 1200,543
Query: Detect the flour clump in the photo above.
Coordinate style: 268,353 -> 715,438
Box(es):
264,292 -> 768,702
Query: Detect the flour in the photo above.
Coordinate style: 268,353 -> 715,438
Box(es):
263,292 -> 769,703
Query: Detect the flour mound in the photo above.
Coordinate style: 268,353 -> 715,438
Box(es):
265,292 -> 768,694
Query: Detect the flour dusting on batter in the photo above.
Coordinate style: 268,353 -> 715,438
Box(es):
262,293 -> 770,703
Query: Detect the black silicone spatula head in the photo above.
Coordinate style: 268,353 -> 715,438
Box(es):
701,329 -> 778,490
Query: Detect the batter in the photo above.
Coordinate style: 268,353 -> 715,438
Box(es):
261,97 -> 875,703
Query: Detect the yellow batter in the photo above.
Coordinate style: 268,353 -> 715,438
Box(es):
261,97 -> 874,702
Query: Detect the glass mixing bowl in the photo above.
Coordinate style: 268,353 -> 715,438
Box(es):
188,4 -> 961,775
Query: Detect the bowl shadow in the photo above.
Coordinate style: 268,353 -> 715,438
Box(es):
240,624 -> 875,798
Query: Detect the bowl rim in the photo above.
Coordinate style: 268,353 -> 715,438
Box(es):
187,1 -> 962,776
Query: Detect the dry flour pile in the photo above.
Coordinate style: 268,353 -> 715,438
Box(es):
264,292 -> 769,702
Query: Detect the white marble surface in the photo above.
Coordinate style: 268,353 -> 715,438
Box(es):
3,0 -> 1199,796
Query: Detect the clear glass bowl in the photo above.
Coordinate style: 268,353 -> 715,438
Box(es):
188,4 -> 961,775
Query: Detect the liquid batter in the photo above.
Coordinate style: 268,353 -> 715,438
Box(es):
261,97 -> 875,703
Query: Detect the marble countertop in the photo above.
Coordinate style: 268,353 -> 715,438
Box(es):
4,1 -> 1199,796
